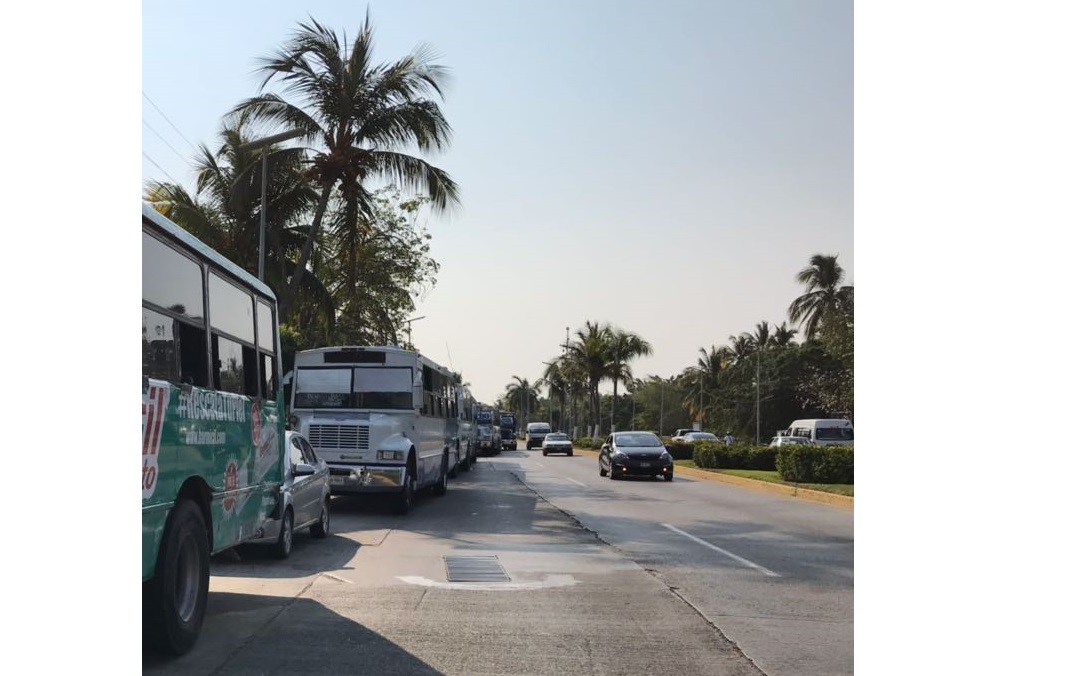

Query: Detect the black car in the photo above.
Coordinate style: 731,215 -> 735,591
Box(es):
598,431 -> 673,481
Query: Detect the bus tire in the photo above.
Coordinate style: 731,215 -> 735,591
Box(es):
433,455 -> 449,496
144,499 -> 209,656
394,473 -> 415,515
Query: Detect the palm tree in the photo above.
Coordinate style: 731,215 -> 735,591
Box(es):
143,115 -> 335,326
788,254 -> 854,340
565,321 -> 613,437
236,13 -> 460,318
504,376 -> 541,424
603,328 -> 653,433
770,322 -> 799,348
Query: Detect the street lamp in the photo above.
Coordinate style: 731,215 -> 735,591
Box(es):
402,315 -> 425,348
237,128 -> 306,282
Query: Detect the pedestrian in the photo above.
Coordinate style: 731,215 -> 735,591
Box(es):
723,431 -> 734,445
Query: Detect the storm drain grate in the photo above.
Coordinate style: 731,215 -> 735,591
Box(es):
443,555 -> 510,582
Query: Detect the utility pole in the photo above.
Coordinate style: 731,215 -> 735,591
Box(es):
755,349 -> 761,444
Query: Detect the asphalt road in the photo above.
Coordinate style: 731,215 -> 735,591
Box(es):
143,447 -> 852,675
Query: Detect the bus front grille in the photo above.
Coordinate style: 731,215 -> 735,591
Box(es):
308,424 -> 370,451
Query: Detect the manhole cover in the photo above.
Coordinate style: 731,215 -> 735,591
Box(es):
443,555 -> 510,582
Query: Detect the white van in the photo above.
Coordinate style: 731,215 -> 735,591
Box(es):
784,419 -> 853,446
525,422 -> 553,450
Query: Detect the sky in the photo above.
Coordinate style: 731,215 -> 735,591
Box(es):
140,0 -> 853,405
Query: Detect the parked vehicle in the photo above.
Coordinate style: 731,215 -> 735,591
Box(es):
671,428 -> 698,440
675,431 -> 719,444
499,411 -> 518,450
142,202 -> 287,655
525,422 -> 553,449
768,435 -> 811,448
453,384 -> 477,474
475,408 -> 501,456
248,431 -> 331,558
541,432 -> 573,456
598,431 -> 673,481
289,345 -> 457,514
784,419 -> 854,446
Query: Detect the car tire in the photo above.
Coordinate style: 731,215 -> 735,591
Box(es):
567,450 -> 573,456
599,462 -> 607,477
542,449 -> 548,456
144,499 -> 209,656
609,467 -> 619,480
274,508 -> 294,559
310,499 -> 330,538
664,473 -> 673,482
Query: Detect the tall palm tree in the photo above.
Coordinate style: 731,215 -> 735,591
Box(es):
751,321 -> 772,352
504,376 -> 541,423
727,333 -> 757,363
565,321 -> 612,437
236,13 -> 460,317
603,328 -> 653,433
788,254 -> 854,340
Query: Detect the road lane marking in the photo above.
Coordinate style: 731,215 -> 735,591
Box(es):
661,523 -> 780,577
565,478 -> 587,487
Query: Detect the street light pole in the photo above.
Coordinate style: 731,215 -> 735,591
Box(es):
402,315 -> 425,348
756,349 -> 761,444
237,128 -> 306,282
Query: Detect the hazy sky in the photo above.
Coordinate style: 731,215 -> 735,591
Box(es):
142,0 -> 854,405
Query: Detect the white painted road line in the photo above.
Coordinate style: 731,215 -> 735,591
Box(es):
661,523 -> 780,577
565,478 -> 587,487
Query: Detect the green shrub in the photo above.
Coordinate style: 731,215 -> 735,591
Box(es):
775,445 -> 854,484
666,442 -> 695,460
573,437 -> 603,450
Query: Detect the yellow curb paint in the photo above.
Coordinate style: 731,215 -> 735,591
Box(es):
572,448 -> 853,510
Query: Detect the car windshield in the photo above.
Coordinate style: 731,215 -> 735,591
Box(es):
546,433 -> 569,441
691,433 -> 717,440
614,433 -> 662,447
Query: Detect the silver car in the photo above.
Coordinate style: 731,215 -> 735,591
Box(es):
541,432 -> 573,456
250,430 -> 332,558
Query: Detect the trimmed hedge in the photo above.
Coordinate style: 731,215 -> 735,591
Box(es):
573,437 -> 604,450
692,442 -> 777,470
775,445 -> 854,484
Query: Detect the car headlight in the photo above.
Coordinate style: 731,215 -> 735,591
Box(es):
377,450 -> 406,461
660,451 -> 672,462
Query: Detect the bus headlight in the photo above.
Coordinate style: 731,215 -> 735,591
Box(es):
377,450 -> 406,461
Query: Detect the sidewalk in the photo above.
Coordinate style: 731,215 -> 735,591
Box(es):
573,447 -> 854,510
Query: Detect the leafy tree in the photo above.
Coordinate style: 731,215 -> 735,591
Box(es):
565,321 -> 612,436
504,376 -> 541,423
236,13 -> 459,318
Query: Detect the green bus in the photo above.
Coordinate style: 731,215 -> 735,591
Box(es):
142,202 -> 286,655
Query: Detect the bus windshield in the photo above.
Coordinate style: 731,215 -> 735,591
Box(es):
294,366 -> 414,410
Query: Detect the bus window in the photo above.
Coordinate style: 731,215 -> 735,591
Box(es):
143,308 -> 179,381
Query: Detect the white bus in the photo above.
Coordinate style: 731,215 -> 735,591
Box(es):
785,418 -> 854,446
289,346 -> 458,514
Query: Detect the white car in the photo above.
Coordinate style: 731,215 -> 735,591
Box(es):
768,435 -> 811,448
249,430 -> 331,558
676,432 -> 719,444
541,432 -> 573,456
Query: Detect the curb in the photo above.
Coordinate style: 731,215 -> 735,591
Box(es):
572,448 -> 853,510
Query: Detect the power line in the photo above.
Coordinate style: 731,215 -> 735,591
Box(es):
142,152 -> 182,186
142,91 -> 199,153
143,119 -> 190,166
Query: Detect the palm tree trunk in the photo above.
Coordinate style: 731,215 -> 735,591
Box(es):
279,181 -> 334,318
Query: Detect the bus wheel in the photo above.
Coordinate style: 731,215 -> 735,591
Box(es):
144,500 -> 209,655
449,448 -> 460,479
394,474 -> 415,515
433,456 -> 449,496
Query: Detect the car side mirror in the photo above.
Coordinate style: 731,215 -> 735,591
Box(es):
294,463 -> 316,477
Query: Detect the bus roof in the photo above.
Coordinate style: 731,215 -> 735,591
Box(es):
142,201 -> 277,301
294,345 -> 454,375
